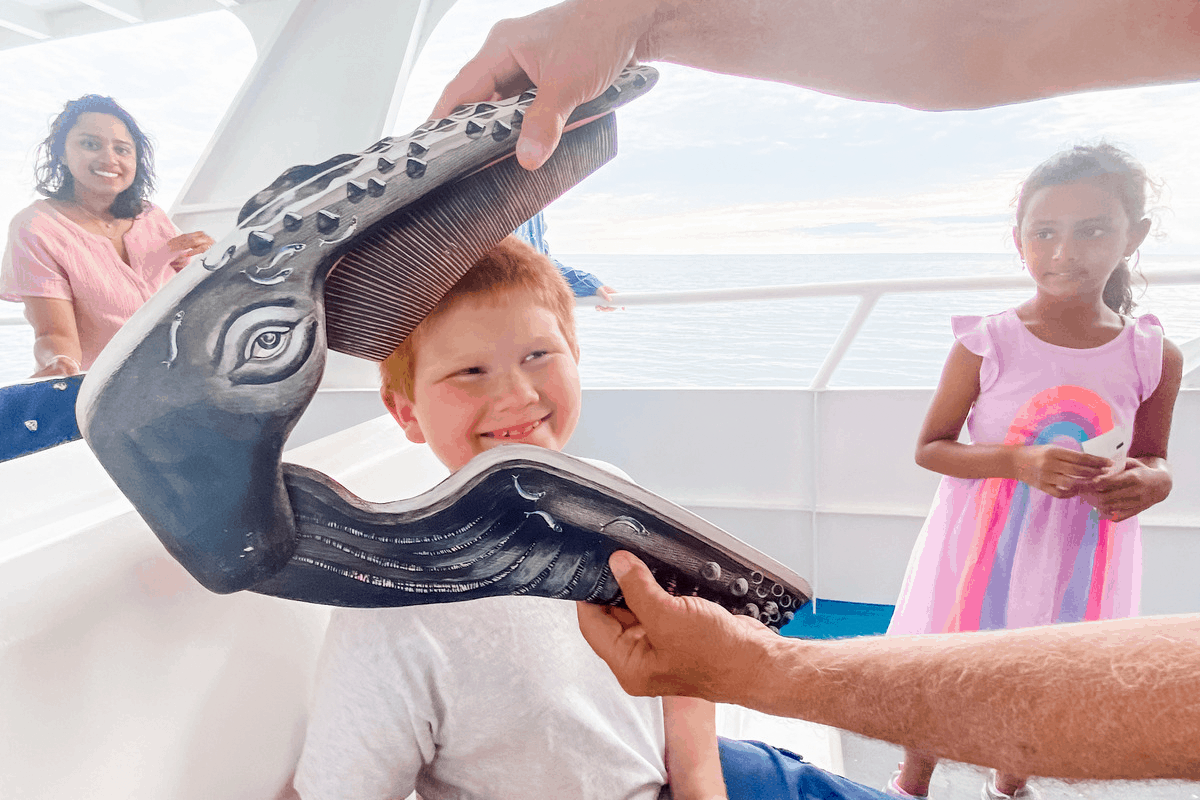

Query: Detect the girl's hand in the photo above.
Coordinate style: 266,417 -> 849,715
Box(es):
1014,445 -> 1111,498
1087,458 -> 1172,522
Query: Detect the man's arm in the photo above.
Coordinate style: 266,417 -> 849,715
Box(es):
578,552 -> 1200,782
436,0 -> 1200,169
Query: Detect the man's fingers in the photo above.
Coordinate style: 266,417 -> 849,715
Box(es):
576,600 -> 628,660
433,65 -> 502,120
432,40 -> 530,119
609,551 -> 679,623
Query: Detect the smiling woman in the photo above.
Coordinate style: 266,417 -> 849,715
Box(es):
0,94 -> 214,377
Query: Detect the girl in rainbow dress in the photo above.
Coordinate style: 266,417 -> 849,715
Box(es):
885,143 -> 1182,801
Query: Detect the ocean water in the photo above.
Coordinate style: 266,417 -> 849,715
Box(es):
2,253 -> 1198,388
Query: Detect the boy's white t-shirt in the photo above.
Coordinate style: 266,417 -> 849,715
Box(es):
293,459 -> 668,800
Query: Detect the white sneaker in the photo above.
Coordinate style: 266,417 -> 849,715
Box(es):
982,770 -> 1039,800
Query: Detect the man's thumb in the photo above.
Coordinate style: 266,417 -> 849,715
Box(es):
516,87 -> 579,169
610,551 -> 673,620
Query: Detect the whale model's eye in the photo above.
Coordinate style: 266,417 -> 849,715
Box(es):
245,326 -> 292,362
218,304 -> 319,386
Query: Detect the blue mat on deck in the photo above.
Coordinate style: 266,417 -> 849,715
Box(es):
780,599 -> 895,640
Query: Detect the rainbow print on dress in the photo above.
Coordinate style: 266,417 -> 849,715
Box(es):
946,385 -> 1117,632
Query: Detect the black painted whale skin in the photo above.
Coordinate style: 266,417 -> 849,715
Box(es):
77,65 -> 813,627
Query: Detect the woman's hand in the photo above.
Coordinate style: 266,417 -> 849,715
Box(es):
167,231 -> 215,270
1014,445 -> 1111,498
30,354 -> 81,378
1087,458 -> 1172,522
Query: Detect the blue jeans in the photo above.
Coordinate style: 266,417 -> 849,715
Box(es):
718,737 -> 892,799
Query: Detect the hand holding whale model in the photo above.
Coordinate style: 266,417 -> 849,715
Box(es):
435,0 -> 1200,170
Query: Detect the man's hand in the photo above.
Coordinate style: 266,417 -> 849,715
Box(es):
432,0 -> 658,170
577,551 -> 776,702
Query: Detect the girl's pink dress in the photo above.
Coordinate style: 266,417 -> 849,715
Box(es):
1,199 -> 182,370
889,309 -> 1164,634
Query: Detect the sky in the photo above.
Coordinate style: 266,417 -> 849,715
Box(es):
2,0 -> 1200,257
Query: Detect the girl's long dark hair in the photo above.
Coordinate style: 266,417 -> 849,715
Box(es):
33,94 -> 156,219
1015,143 -> 1156,315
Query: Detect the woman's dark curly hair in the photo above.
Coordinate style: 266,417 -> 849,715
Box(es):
33,94 -> 156,219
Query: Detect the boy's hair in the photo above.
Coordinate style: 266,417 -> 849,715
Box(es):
1015,142 -> 1159,316
380,235 -> 579,399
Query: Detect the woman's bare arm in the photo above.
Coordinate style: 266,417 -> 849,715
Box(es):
23,297 -> 82,377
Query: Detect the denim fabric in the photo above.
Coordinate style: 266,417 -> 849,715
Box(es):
513,212 -> 606,298
718,737 -> 894,800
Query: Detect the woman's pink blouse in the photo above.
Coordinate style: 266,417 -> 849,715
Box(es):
1,199 -> 181,369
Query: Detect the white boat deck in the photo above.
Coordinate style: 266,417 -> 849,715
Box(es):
4,381 -> 1199,796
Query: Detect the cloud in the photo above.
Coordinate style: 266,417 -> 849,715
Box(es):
547,175 -> 1024,254
3,0 -> 1199,259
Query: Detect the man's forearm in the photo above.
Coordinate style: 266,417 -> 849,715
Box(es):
641,0 -> 1200,109
740,615 -> 1200,780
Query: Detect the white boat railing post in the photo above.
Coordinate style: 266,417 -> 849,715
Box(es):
809,291 -> 881,392
806,291 -> 881,611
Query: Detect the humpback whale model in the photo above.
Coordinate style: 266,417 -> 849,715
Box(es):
77,66 -> 812,628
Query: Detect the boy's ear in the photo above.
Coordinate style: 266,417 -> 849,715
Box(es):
380,387 -> 426,444
1012,225 -> 1024,261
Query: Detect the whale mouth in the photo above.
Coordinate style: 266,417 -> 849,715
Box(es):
260,445 -> 812,631
76,65 -> 813,630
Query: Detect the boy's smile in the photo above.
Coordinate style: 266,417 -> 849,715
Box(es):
386,290 -> 581,471
480,413 -> 552,440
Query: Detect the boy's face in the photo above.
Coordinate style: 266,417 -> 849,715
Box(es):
384,291 -> 581,472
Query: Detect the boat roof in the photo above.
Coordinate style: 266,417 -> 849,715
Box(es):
0,0 -> 265,52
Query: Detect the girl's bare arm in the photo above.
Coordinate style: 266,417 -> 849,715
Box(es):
915,342 -> 1109,495
1091,339 -> 1183,521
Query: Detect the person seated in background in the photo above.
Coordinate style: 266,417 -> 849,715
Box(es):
292,236 -> 725,800
0,94 -> 212,378
516,210 -> 619,310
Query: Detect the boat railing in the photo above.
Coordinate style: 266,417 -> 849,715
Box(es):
576,267 -> 1200,388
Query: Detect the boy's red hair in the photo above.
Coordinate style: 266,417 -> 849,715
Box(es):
379,235 -> 579,400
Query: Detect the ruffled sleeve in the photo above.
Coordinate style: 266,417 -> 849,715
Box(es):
951,314 -> 999,393
0,204 -> 73,303
1130,313 -> 1165,402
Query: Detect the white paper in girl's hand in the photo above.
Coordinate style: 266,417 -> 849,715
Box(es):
1082,424 -> 1132,462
